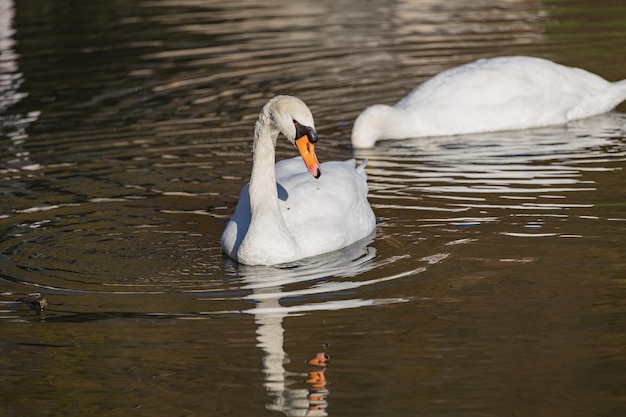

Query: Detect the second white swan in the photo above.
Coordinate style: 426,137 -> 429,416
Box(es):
352,56 -> 626,148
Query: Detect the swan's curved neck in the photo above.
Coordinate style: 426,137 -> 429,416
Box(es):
240,111 -> 297,263
353,105 -> 425,148
380,106 -> 424,140
249,122 -> 280,212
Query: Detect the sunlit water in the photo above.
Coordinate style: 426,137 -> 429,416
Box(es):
1,0 -> 625,416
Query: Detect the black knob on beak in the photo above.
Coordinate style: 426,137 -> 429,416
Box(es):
294,120 -> 318,143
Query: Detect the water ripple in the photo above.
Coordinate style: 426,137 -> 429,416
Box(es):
1,0 -> 625,326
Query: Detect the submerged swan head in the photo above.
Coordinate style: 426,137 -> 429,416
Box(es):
255,95 -> 321,178
351,104 -> 395,149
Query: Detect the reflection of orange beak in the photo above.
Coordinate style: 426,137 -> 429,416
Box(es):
308,352 -> 329,366
306,370 -> 327,389
296,136 -> 321,178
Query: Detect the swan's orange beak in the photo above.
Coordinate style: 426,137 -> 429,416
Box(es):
296,136 -> 321,178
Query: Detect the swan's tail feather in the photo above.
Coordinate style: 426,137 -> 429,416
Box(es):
610,79 -> 626,104
567,79 -> 626,120
356,158 -> 369,173
614,79 -> 626,100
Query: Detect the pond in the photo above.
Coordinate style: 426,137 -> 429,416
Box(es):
1,0 -> 625,416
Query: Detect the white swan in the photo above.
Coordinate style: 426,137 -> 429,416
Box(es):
221,95 -> 376,266
352,56 -> 626,148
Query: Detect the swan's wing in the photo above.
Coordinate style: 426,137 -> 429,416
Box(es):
356,158 -> 368,174
277,158 -> 375,255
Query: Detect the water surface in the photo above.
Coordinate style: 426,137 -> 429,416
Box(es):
1,0 -> 625,416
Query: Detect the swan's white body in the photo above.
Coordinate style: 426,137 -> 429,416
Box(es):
221,96 -> 376,266
352,56 -> 626,148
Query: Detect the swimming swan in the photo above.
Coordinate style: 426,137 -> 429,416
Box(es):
351,56 -> 626,148
221,95 -> 376,266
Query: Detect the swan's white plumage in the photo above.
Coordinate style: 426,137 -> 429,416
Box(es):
351,56 -> 626,148
221,96 -> 375,266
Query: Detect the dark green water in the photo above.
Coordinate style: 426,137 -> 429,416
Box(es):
1,0 -> 625,416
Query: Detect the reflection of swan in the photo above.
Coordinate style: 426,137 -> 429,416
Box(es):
231,234 -> 422,416
0,0 -> 40,175
254,296 -> 314,415
356,112 -> 626,167
355,112 -> 626,219
0,0 -> 25,112
226,234 -> 438,415
244,236 -> 375,417
351,56 -> 626,148
221,95 -> 375,266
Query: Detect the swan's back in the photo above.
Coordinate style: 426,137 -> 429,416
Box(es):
276,157 -> 374,254
393,56 -> 624,135
397,56 -> 608,110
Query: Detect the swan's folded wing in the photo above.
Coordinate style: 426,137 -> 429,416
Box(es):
277,159 -> 375,257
